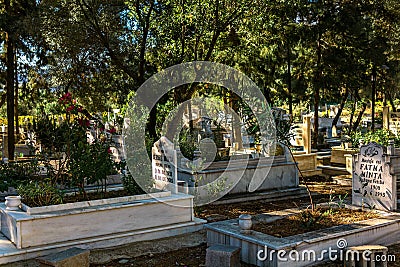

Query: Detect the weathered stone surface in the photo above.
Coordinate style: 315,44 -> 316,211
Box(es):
352,142 -> 399,211
1,192 -> 194,249
206,245 -> 240,267
118,259 -> 129,264
383,107 -> 400,136
152,136 -> 179,193
206,210 -> 400,267
331,146 -> 358,166
344,245 -> 388,267
37,247 -> 89,267
302,115 -> 312,154
205,214 -> 228,223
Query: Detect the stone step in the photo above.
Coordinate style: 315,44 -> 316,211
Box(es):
206,245 -> 240,267
333,175 -> 352,186
37,247 -> 89,267
318,165 -> 349,176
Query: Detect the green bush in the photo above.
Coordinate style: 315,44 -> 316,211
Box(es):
178,127 -> 198,160
122,172 -> 146,195
351,129 -> 400,147
0,160 -> 42,192
17,180 -> 64,207
32,92 -> 120,200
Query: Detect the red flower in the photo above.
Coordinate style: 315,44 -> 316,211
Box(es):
64,92 -> 72,100
58,92 -> 73,105
107,127 -> 117,134
77,106 -> 83,112
78,118 -> 90,127
107,148 -> 112,154
66,105 -> 75,112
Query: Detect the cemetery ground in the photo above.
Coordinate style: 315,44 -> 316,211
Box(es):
90,243 -> 400,267
83,180 -> 400,267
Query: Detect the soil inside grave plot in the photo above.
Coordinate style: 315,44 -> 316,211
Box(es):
252,207 -> 380,238
21,189 -> 141,207
196,181 -> 352,221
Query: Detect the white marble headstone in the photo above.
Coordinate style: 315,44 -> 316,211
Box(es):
151,136 -> 178,193
388,112 -> 400,136
352,142 -> 397,211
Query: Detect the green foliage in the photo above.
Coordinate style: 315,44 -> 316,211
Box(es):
298,191 -> 349,229
121,165 -> 146,196
123,104 -> 154,192
351,129 -> 400,147
17,180 -> 64,207
206,176 -> 230,199
33,93 -> 119,200
275,117 -> 293,146
0,160 -> 42,192
178,127 -> 198,160
68,135 -> 116,193
298,209 -> 326,229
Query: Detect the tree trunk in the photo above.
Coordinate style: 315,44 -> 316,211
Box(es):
387,91 -> 397,112
371,64 -> 376,131
313,36 -> 322,149
348,100 -> 355,134
138,0 -> 154,83
148,107 -> 157,141
332,88 -> 349,127
5,0 -> 15,160
15,48 -> 19,136
287,40 -> 292,119
352,102 -> 367,132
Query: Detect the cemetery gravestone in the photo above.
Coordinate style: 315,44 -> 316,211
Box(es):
302,115 -> 312,153
383,106 -> 400,136
352,142 -> 398,211
152,136 -> 178,193
389,112 -> 400,136
111,135 -> 124,162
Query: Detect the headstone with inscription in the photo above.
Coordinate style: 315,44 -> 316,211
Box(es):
383,106 -> 400,136
151,136 -> 178,193
352,142 -> 399,211
111,135 -> 124,162
389,113 -> 400,136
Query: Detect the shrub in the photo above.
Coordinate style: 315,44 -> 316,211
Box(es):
0,160 -> 42,192
33,92 -> 119,200
17,180 -> 64,207
351,129 -> 400,147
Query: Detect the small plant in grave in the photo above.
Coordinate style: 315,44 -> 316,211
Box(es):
326,189 -> 348,211
17,179 -> 64,207
296,191 -> 350,230
298,209 -> 326,229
